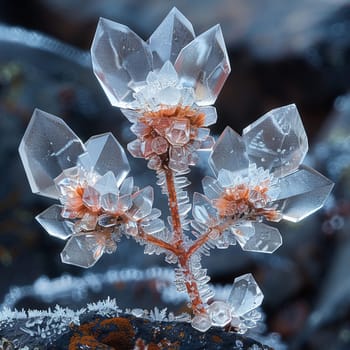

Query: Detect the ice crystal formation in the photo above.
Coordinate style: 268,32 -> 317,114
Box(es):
18,8 -> 333,333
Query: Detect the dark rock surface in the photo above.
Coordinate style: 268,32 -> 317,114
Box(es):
0,311 -> 272,350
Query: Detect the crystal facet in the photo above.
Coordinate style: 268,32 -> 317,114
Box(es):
148,7 -> 195,68
243,104 -> 308,177
276,165 -> 334,222
91,18 -> 153,108
228,273 -> 264,317
36,205 -> 73,240
208,301 -> 232,327
128,186 -> 154,220
175,25 -> 230,106
192,192 -> 218,226
19,109 -> 85,198
61,234 -> 105,268
209,127 -> 249,176
84,133 -> 130,187
191,314 -> 211,332
236,223 -> 282,254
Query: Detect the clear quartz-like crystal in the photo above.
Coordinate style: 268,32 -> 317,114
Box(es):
236,223 -> 282,254
243,104 -> 308,177
275,165 -> 334,222
82,186 -> 100,210
191,313 -> 212,332
165,119 -> 190,146
208,301 -> 232,327
61,233 -> 105,268
199,106 -> 217,126
175,25 -> 230,106
169,146 -> 189,173
91,18 -> 153,108
36,205 -> 73,240
127,139 -> 144,158
209,127 -> 249,176
202,176 -> 223,200
192,193 -> 218,226
148,7 -> 195,68
151,136 -> 168,155
84,133 -> 130,187
19,109 -> 85,198
128,186 -> 154,220
228,273 -> 263,317
141,218 -> 165,235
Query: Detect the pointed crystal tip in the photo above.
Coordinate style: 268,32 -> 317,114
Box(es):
243,104 -> 308,177
175,24 -> 231,106
61,234 -> 105,268
19,109 -> 85,199
228,273 -> 263,317
91,17 -> 153,108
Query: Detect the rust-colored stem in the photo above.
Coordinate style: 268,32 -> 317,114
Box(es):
164,167 -> 183,245
138,226 -> 179,255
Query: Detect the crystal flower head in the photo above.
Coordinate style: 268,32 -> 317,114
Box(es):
193,104 -> 334,253
91,7 -> 231,111
19,109 -> 158,268
192,273 -> 263,333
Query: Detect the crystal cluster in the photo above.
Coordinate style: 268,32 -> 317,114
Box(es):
18,7 -> 334,335
192,273 -> 263,332
19,109 -> 164,268
192,104 -> 334,254
91,8 -> 230,172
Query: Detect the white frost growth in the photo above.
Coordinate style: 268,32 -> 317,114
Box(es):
0,305 -> 85,342
87,297 -> 121,317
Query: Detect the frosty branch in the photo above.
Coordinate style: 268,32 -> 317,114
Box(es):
19,7 -> 334,333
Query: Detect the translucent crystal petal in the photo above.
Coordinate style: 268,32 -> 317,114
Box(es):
175,25 -> 230,106
236,223 -> 282,254
166,118 -> 190,146
36,205 -> 73,240
217,169 -> 237,188
198,106 -> 217,126
192,192 -> 218,226
100,192 -> 119,213
19,109 -> 85,199
208,301 -> 232,327
243,104 -> 308,177
98,214 -> 117,228
120,108 -> 140,123
202,176 -> 223,200
275,165 -> 334,222
151,136 -> 168,155
84,133 -> 130,187
119,177 -> 134,196
79,213 -> 98,231
228,273 -> 263,317
128,186 -> 154,220
127,139 -> 144,158
199,136 -> 215,151
148,7 -> 195,68
156,61 -> 179,86
94,171 -> 119,196
82,186 -> 100,211
191,314 -> 211,332
209,127 -> 249,176
169,146 -> 189,173
61,233 -> 105,268
91,18 -> 153,108
141,218 -> 165,235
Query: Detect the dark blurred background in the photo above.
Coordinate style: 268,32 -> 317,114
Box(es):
0,1 -> 350,349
